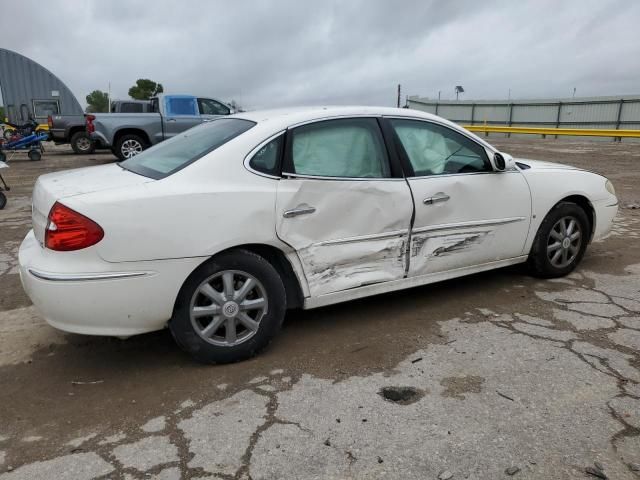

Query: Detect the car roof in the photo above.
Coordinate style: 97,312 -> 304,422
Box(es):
234,106 -> 440,129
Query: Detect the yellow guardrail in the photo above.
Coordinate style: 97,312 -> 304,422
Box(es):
463,125 -> 640,138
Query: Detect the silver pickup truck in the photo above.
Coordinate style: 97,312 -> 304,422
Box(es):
87,94 -> 232,160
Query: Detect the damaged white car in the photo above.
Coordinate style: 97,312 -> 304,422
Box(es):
18,107 -> 618,363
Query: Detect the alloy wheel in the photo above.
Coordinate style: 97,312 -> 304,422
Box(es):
546,216 -> 582,268
121,139 -> 143,158
189,270 -> 268,347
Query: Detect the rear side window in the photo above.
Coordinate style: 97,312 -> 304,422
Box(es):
249,135 -> 283,176
165,97 -> 198,116
287,118 -> 390,178
120,118 -> 255,179
119,103 -> 144,113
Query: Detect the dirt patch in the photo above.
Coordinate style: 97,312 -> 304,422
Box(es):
379,386 -> 425,405
440,375 -> 485,400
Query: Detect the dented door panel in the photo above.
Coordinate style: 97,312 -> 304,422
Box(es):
407,172 -> 532,276
276,178 -> 413,296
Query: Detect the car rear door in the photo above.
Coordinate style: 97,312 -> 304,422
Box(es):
385,117 -> 532,276
162,96 -> 202,138
274,117 -> 414,297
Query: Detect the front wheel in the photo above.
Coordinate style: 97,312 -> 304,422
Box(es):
528,202 -> 590,278
170,250 -> 287,364
28,149 -> 41,161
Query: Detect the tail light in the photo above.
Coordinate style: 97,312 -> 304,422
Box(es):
47,115 -> 53,129
86,114 -> 96,134
45,202 -> 104,251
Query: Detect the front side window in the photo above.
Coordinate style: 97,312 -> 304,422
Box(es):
198,98 -> 230,116
120,118 -> 255,179
390,119 -> 490,176
288,118 -> 390,178
165,97 -> 198,116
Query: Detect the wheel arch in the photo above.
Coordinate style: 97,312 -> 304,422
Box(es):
113,128 -> 151,147
172,243 -> 305,318
557,194 -> 595,242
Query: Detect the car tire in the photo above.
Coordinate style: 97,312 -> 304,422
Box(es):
170,249 -> 287,364
28,149 -> 41,161
115,134 -> 146,161
0,192 -> 6,210
70,131 -> 95,155
528,201 -> 590,278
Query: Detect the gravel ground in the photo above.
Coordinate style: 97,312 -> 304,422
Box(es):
0,138 -> 639,479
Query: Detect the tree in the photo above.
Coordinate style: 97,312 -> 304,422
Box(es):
128,79 -> 164,100
85,90 -> 110,113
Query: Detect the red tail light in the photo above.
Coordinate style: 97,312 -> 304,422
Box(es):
47,115 -> 53,128
86,114 -> 96,134
45,202 -> 104,251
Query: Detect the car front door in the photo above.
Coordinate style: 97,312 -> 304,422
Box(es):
385,117 -> 532,276
275,117 -> 414,297
163,96 -> 202,138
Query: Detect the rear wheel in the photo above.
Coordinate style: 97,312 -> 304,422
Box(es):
170,250 -> 286,364
528,202 -> 590,278
115,134 -> 146,160
70,131 -> 95,154
28,149 -> 41,161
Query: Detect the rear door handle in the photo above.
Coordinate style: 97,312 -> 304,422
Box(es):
423,193 -> 450,205
283,206 -> 316,218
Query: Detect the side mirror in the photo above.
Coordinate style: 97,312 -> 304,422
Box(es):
493,152 -> 515,172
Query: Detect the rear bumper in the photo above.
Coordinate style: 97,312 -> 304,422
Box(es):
18,230 -> 204,336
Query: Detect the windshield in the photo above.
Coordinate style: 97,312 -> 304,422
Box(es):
120,118 -> 255,179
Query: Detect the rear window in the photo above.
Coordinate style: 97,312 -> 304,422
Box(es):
119,118 -> 255,179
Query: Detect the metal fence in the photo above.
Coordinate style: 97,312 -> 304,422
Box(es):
406,95 -> 640,140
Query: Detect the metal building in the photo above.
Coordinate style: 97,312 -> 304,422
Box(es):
0,48 -> 83,124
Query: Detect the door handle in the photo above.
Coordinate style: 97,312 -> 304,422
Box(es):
166,118 -> 176,122
283,206 -> 316,218
423,193 -> 450,205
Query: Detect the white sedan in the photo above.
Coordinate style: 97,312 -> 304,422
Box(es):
18,107 -> 618,363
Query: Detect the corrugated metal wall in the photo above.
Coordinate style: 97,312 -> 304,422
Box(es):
0,48 -> 83,123
407,95 -> 640,134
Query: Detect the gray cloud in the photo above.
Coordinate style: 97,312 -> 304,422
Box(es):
1,0 -> 638,109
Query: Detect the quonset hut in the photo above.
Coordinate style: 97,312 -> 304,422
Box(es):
0,48 -> 83,123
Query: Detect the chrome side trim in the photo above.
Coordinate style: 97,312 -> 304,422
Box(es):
412,217 -> 526,235
28,269 -> 149,282
316,229 -> 408,246
303,255 -> 529,309
281,173 -> 404,182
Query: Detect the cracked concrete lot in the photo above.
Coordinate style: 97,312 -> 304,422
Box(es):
0,139 -> 639,479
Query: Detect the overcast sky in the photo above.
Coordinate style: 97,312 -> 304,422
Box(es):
1,0 -> 639,109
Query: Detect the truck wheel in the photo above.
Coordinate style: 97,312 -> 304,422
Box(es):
70,131 -> 95,155
28,150 -> 42,161
115,134 -> 146,160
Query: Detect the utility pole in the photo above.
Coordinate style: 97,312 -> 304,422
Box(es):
396,84 -> 401,108
108,81 -> 111,113
438,91 -> 441,101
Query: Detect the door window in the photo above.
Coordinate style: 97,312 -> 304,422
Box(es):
165,97 -> 198,116
390,119 -> 490,176
288,118 -> 390,178
198,98 -> 230,116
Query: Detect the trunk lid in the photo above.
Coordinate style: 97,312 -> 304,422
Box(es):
32,164 -> 152,245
